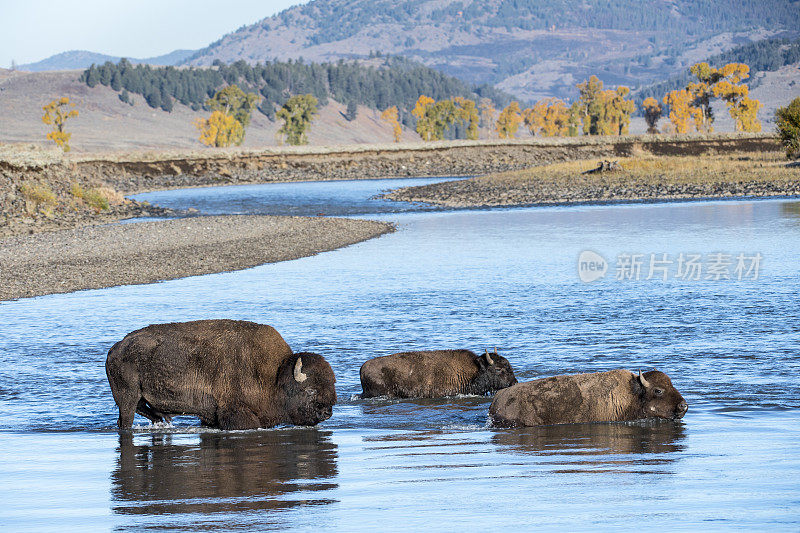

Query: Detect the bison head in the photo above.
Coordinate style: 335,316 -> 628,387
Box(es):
473,348 -> 518,394
279,353 -> 337,426
636,370 -> 688,420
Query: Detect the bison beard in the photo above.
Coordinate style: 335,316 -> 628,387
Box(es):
105,320 -> 336,430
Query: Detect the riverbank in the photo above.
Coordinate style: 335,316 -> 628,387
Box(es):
0,215 -> 393,301
383,152 -> 800,207
0,134 -> 780,237
18,133 -> 783,194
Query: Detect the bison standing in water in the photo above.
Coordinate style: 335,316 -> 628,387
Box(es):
489,369 -> 688,427
106,320 -> 336,430
360,349 -> 517,398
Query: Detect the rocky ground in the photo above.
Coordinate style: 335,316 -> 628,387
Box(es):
0,215 -> 394,300
383,152 -> 800,207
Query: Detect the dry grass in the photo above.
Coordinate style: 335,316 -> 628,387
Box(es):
486,151 -> 797,187
0,143 -> 64,169
70,183 -> 126,211
19,181 -> 58,216
386,151 -> 800,207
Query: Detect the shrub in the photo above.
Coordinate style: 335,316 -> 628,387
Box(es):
775,97 -> 800,159
70,182 -> 125,211
19,181 -> 57,216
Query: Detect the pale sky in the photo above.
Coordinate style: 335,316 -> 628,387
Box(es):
0,0 -> 307,68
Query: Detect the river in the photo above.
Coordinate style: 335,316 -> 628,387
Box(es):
2,178 -> 799,530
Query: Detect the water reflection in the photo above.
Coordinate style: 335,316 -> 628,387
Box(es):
492,421 -> 686,474
780,201 -> 800,221
111,429 -> 338,529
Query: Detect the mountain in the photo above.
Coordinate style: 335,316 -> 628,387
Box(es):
183,0 -> 800,102
18,49 -> 198,72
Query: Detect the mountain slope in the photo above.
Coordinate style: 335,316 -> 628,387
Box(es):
185,0 -> 800,101
18,49 -> 197,72
0,70 -> 420,151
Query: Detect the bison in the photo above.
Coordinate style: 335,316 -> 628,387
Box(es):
489,369 -> 688,427
105,319 -> 337,430
360,348 -> 517,398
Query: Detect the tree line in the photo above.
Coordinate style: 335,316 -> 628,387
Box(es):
401,61 -> 762,144
74,57 -> 765,149
80,56 -> 511,128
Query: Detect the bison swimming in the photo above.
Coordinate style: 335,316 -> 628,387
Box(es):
106,319 -> 336,430
489,369 -> 687,427
360,348 -> 517,398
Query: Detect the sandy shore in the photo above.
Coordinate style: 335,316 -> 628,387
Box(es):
0,215 -> 393,301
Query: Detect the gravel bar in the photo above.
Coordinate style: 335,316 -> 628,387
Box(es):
0,215 -> 394,301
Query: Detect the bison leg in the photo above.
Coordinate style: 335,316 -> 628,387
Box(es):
113,392 -> 138,429
135,399 -> 172,425
217,404 -> 261,430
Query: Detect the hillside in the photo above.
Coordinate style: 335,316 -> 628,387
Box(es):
17,49 -> 197,72
637,36 -> 800,102
184,0 -> 800,101
0,70 -> 420,152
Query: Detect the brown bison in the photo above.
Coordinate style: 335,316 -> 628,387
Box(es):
360,348 -> 517,398
105,319 -> 336,430
489,369 -> 687,427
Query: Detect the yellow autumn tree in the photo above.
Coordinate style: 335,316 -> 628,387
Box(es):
195,85 -> 260,147
542,98 -> 570,136
642,97 -> 662,134
605,87 -> 636,135
713,78 -> 763,132
523,98 -> 569,137
496,101 -> 522,139
687,62 -> 752,132
195,111 -> 244,147
573,77 -> 633,136
575,75 -> 604,135
412,95 -> 436,141
381,106 -> 402,142
42,97 -> 78,152
522,101 -> 546,136
454,97 -> 479,140
663,89 -> 703,134
412,97 -> 459,141
687,62 -> 719,132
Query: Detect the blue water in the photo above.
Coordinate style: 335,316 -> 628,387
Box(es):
130,176 -> 464,217
1,178 -> 799,530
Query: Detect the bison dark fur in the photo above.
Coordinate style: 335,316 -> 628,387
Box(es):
489,369 -> 688,427
105,319 -> 336,430
360,349 -> 517,399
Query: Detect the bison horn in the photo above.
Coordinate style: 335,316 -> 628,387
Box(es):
485,349 -> 494,366
638,370 -> 650,388
294,357 -> 307,383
